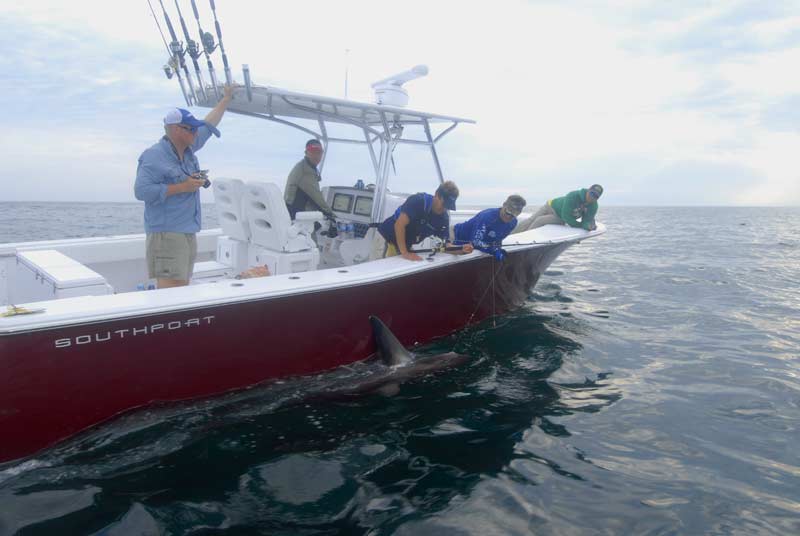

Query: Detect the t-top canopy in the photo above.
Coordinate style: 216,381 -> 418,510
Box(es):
198,84 -> 475,127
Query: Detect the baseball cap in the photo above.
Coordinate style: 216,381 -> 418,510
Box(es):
164,108 -> 220,138
436,181 -> 459,211
589,184 -> 604,199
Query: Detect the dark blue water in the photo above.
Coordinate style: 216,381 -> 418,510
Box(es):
1,204 -> 798,535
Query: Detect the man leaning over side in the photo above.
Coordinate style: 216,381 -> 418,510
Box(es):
134,85 -> 234,289
453,195 -> 526,262
372,180 -> 473,261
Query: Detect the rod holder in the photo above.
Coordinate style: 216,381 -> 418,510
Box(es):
243,64 -> 253,102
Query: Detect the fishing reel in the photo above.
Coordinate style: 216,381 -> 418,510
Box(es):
163,56 -> 180,79
186,38 -> 202,60
428,237 -> 446,258
168,40 -> 189,70
202,31 -> 217,54
169,40 -> 185,59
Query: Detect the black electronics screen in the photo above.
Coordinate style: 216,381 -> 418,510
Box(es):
354,196 -> 373,216
332,193 -> 354,213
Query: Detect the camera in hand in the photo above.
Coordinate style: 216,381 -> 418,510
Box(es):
195,169 -> 211,188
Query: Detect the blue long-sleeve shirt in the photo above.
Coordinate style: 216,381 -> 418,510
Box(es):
134,125 -> 214,233
453,208 -> 517,253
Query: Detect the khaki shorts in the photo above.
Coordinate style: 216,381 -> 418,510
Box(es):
146,232 -> 197,281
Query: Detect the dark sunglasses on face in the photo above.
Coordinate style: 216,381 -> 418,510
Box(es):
177,124 -> 198,134
589,191 -> 600,199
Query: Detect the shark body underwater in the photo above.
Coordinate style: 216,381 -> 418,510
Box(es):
320,316 -> 471,398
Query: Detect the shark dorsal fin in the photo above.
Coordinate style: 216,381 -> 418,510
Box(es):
369,316 -> 413,366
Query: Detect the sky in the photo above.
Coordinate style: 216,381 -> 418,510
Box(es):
0,0 -> 799,206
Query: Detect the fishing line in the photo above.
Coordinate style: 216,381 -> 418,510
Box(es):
147,0 -> 171,54
455,257 -> 505,347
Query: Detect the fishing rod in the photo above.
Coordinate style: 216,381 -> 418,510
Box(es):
410,245 -> 466,255
209,0 -> 233,86
190,0 -> 220,100
147,0 -> 171,56
157,0 -> 198,105
148,0 -> 190,104
174,0 -> 207,101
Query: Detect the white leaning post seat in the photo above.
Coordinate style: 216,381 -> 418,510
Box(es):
213,178 -> 251,241
244,181 -> 319,275
244,182 -> 316,252
211,178 -> 250,273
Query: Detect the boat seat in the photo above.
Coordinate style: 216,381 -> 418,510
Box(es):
213,178 -> 250,242
244,181 -> 316,253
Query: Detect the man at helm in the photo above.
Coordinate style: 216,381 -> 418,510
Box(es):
284,139 -> 335,219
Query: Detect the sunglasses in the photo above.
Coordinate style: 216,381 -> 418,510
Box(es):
176,124 -> 198,134
589,190 -> 600,199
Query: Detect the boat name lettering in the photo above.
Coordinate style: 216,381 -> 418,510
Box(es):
54,316 -> 215,348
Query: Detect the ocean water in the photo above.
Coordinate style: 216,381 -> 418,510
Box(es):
0,203 -> 798,535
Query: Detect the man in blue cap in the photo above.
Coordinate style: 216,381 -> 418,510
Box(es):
134,85 -> 234,288
373,180 -> 471,261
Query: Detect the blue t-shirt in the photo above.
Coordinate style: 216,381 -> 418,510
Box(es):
453,208 -> 517,253
134,126 -> 214,234
378,193 -> 449,249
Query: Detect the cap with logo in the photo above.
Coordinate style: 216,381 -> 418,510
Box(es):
164,108 -> 220,138
436,181 -> 459,211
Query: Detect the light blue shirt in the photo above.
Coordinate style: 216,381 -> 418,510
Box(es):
134,125 -> 214,234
